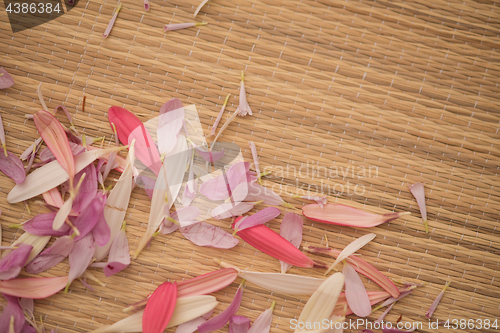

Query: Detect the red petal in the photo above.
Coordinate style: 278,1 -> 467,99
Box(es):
143,282 -> 177,333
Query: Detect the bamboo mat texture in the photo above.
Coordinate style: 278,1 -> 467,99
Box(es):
0,0 -> 499,332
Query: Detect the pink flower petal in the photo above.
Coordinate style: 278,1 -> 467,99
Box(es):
343,263 -> 372,317
0,151 -> 26,184
39,141 -> 85,163
303,204 -> 411,228
0,276 -> 68,299
279,212 -> 303,273
210,93 -> 231,136
67,233 -> 95,290
21,213 -> 71,237
164,23 -> 199,32
0,68 -> 14,89
235,207 -> 281,231
195,147 -> 225,164
247,302 -> 275,333
136,175 -> 155,200
409,182 -> 428,232
171,206 -> 201,228
375,302 -> 395,324
298,195 -> 327,208
103,4 -> 122,38
72,192 -> 107,241
325,233 -> 376,275
72,163 -> 98,214
199,161 -> 251,201
382,328 -> 416,333
229,315 -> 250,333
143,282 -> 177,333
181,179 -> 197,208
157,99 -> 184,157
233,182 -> 285,206
0,244 -> 33,280
197,284 -> 243,333
160,219 -> 179,235
20,137 -> 42,161
211,201 -> 256,220
180,222 -> 238,249
0,295 -> 24,332
237,72 -> 252,116
425,281 -> 451,319
92,212 -> 111,247
104,222 -> 130,277
143,0 -> 150,11
25,236 -> 74,274
175,317 -> 206,333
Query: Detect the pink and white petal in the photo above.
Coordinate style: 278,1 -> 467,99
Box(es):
343,263 -> 372,317
279,212 -> 303,273
0,68 -> 14,89
172,206 -> 201,228
199,161 -> 250,201
0,244 -> 33,280
104,223 -> 130,277
197,285 -> 243,333
175,316 -> 206,333
67,233 -> 95,288
180,222 -> 238,249
0,151 -> 26,184
211,202 -> 255,220
235,207 -> 281,231
229,315 -> 250,333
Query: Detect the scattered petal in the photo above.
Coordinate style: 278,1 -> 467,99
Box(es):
229,316 -> 250,333
210,94 -> 231,136
294,195 -> 327,208
0,276 -> 68,299
21,213 -> 70,237
9,233 -> 51,263
0,113 -> 7,156
247,301 -> 275,333
175,317 -> 206,333
233,182 -> 285,207
193,0 -> 210,17
104,222 -> 130,277
332,290 -> 391,317
425,281 -> 451,319
157,99 -> 184,157
211,201 -> 256,220
0,244 -> 33,280
0,68 -> 14,89
143,0 -> 149,11
197,284 -> 243,333
234,207 -> 281,231
236,72 -> 252,116
0,294 -> 24,332
408,182 -> 428,233
67,233 -> 95,290
343,263 -> 371,317
199,161 -> 251,201
72,163 -> 98,214
195,147 -> 225,163
143,282 -> 177,333
171,206 -> 201,228
0,151 -> 26,184
375,302 -> 395,324
279,212 -> 303,273
248,141 -> 261,184
103,4 -> 122,38
25,236 -> 74,274
180,222 -> 238,249
324,233 -> 376,275
73,193 -> 107,241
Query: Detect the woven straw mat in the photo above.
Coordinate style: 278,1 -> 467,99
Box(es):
0,0 -> 499,332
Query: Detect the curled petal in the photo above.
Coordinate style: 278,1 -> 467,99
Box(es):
343,263 -> 371,317
0,151 -> 26,184
73,193 -> 107,241
324,233 -> 377,275
103,4 -> 122,38
180,222 -> 238,249
237,72 -> 252,116
375,302 -> 395,324
143,0 -> 149,11
0,68 -> 14,89
279,212 -> 303,273
0,244 -> 33,280
197,284 -> 243,333
409,182 -> 428,232
72,163 -> 98,214
193,0 -> 210,17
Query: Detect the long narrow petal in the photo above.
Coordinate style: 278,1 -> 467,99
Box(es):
33,110 -> 75,189
171,206 -> 201,228
0,244 -> 33,280
180,222 -> 238,249
72,163 -> 98,213
229,316 -> 250,333
104,222 -> 130,277
0,68 -> 15,89
94,143 -> 135,262
42,188 -> 65,210
0,113 -> 7,156
210,94 -> 231,136
194,147 -> 225,163
197,284 -> 243,333
39,141 -> 85,163
157,99 -> 184,156
232,182 -> 286,207
52,196 -> 73,230
103,4 -> 122,38
408,182 -> 428,232
21,213 -> 71,237
199,161 -> 250,201
247,301 -> 275,333
193,0 -> 210,17
175,317 -> 206,333
324,233 -> 376,275
67,233 -> 95,289
0,294 -> 25,332
332,290 -> 391,316
163,134 -> 190,206
7,147 -> 125,204
73,193 -> 107,241
248,141 -> 260,184
343,263 -> 371,317
108,106 -> 161,175
93,296 -> 218,333
279,212 -> 303,273
0,276 -> 68,299
25,236 -> 74,274
425,281 -> 451,318
302,204 -> 410,228
295,273 -> 344,332
235,207 -> 281,231
143,282 -> 177,333
20,137 -> 42,161
211,201 -> 256,220
375,302 -> 395,324
0,152 -> 26,184
8,233 -> 51,263
304,246 -> 400,298
218,261 -> 325,296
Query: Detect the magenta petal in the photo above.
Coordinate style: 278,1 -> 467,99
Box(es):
19,298 -> 34,316
229,315 -> 251,333
195,147 -> 225,163
73,193 -> 107,241
104,224 -> 130,277
343,263 -> 372,317
0,151 -> 26,184
172,206 -> 201,228
72,163 -> 98,214
211,202 -> 255,220
0,68 -> 14,89
0,244 -> 33,280
180,222 -> 238,249
199,161 -> 250,201
175,316 -> 207,333
279,212 -> 303,273
235,207 -> 281,231
68,233 -> 95,287
198,285 -> 243,333
0,295 -> 24,332
25,236 -> 74,274
22,213 -> 71,237
39,141 -> 85,163
92,212 -> 111,247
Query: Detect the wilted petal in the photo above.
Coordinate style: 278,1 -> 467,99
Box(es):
303,204 -> 411,229
143,282 -> 177,333
229,315 -> 250,333
73,193 -> 107,241
375,302 -> 395,324
22,213 -> 71,237
20,137 -> 42,161
104,222 -> 130,277
171,206 -> 201,228
143,0 -> 150,11
0,276 -> 68,299
425,281 -> 451,319
237,72 -> 252,116
211,201 -> 256,220
193,0 -> 210,17
199,161 -> 250,201
234,207 -> 281,231
195,147 -> 224,163
159,219 -> 179,235
0,151 -> 26,184
324,233 -> 376,275
103,4 -> 122,38
343,263 -> 371,317
157,99 -> 184,157
248,141 -> 261,184
25,236 -> 74,274
33,110 -> 76,189
247,301 -> 275,333
180,222 -> 238,249
197,284 -> 243,333
279,212 -> 303,273
210,93 -> 231,136
0,294 -> 25,333
0,244 -> 33,280
67,233 -> 95,290
332,290 -> 391,317
0,68 -> 14,89
0,114 -> 7,157
409,182 -> 428,232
